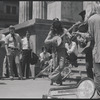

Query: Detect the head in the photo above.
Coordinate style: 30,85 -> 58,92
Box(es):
9,25 -> 15,35
42,46 -> 47,53
85,2 -> 98,21
65,35 -> 71,44
79,10 -> 86,22
96,4 -> 100,14
51,18 -> 63,35
26,31 -> 30,39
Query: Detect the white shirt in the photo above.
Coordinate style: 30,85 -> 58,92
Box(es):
40,52 -> 51,62
65,41 -> 78,56
5,33 -> 21,49
0,34 -> 6,47
22,37 -> 29,50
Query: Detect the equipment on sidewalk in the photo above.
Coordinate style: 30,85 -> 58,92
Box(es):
42,77 -> 96,99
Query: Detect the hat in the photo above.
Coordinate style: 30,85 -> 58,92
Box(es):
79,10 -> 86,16
53,18 -> 59,21
9,25 -> 15,29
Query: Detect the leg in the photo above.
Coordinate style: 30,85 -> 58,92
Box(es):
15,51 -> 23,79
26,62 -> 30,79
7,51 -> 14,80
86,62 -> 94,79
0,47 -> 6,78
21,53 -> 26,77
93,61 -> 100,92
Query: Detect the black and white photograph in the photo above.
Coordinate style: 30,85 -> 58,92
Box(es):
0,0 -> 100,99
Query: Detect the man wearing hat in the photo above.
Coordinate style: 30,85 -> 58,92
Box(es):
72,10 -> 94,79
5,25 -> 23,80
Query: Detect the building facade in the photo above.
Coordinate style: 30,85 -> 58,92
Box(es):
0,1 -> 19,29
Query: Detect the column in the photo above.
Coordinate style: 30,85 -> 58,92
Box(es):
19,1 -> 30,23
32,1 -> 47,19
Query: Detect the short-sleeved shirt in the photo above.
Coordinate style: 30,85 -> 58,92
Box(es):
65,41 -> 78,56
5,33 -> 22,50
22,37 -> 30,50
0,34 -> 6,47
40,52 -> 51,62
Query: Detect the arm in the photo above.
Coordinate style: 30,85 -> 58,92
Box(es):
65,43 -> 70,51
39,53 -> 44,62
0,34 -> 5,44
88,18 -> 94,41
18,35 -> 23,51
44,31 -> 54,44
64,28 -> 72,38
5,35 -> 9,55
67,42 -> 76,54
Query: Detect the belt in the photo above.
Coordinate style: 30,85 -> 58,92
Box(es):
8,47 -> 19,50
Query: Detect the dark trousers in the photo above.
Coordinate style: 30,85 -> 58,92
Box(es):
49,48 -> 66,84
85,47 -> 94,79
0,47 -> 6,78
22,49 -> 31,78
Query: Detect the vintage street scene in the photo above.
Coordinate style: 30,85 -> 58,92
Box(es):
0,0 -> 100,99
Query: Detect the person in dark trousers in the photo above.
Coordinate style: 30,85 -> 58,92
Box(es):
88,4 -> 100,94
45,18 -> 71,85
72,10 -> 94,79
21,31 -> 31,79
0,33 -> 6,79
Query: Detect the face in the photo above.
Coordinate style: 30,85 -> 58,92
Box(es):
9,28 -> 15,35
43,48 -> 47,53
26,31 -> 30,39
65,36 -> 71,44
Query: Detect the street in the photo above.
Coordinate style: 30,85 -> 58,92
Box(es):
0,74 -> 99,99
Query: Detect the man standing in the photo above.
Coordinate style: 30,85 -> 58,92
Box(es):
21,31 -> 31,79
88,5 -> 100,93
5,25 -> 23,80
0,33 -> 6,79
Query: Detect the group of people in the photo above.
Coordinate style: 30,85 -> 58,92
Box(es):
43,2 -> 100,96
0,2 -> 100,96
0,25 -> 34,80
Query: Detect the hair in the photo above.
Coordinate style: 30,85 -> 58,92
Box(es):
50,18 -> 63,35
96,4 -> 100,14
42,46 -> 47,52
85,2 -> 98,21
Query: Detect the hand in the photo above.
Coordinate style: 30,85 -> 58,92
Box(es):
20,53 -> 22,60
6,52 -> 10,56
67,50 -> 72,54
51,37 -> 58,46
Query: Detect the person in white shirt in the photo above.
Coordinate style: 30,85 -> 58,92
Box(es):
21,31 -> 31,79
39,46 -> 51,71
5,25 -> 23,80
65,36 -> 78,67
0,33 -> 6,79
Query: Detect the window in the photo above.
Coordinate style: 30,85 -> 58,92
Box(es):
6,5 -> 17,15
6,5 -> 11,14
12,6 -> 17,14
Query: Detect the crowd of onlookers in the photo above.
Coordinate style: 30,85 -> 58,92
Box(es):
1,2 -> 100,97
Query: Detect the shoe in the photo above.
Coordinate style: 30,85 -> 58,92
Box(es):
50,80 -> 53,85
33,77 -> 35,80
18,77 -> 24,80
26,77 -> 29,79
97,90 -> 100,96
10,76 -> 14,80
56,80 -> 62,86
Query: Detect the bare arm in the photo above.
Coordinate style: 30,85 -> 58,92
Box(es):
65,42 -> 76,54
44,31 -> 54,44
5,35 -> 9,55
